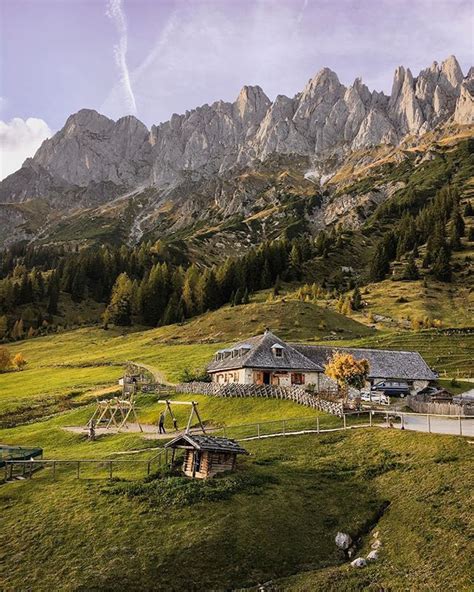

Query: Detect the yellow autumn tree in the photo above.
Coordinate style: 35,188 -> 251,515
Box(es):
325,351 -> 369,401
12,352 -> 27,371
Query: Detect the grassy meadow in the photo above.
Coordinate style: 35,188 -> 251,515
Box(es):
2,295 -> 473,425
1,428 -> 472,592
1,296 -> 473,591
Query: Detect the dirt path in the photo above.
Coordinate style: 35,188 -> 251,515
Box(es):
128,361 -> 171,385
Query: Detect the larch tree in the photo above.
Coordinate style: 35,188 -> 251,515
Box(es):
324,351 -> 370,402
103,273 -> 134,327
12,352 -> 27,371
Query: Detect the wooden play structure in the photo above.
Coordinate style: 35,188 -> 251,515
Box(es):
87,395 -> 143,432
157,400 -> 206,434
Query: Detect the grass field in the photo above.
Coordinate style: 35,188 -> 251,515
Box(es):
353,278 -> 474,329
1,427 -> 472,592
1,296 -> 473,591
2,295 -> 473,425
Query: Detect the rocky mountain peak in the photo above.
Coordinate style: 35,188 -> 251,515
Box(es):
234,85 -> 271,129
441,55 -> 464,88
1,55 -> 471,207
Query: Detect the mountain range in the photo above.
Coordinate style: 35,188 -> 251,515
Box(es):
0,55 -> 472,251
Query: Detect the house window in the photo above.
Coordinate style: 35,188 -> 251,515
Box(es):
291,373 -> 305,385
275,348 -> 282,358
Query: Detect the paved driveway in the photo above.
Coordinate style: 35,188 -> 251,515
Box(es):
395,414 -> 474,437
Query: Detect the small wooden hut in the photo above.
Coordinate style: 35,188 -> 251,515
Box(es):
165,434 -> 248,479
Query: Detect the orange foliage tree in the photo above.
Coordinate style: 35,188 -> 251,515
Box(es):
12,352 -> 27,371
324,351 -> 369,401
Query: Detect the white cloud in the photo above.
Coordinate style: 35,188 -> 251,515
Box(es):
106,0 -> 137,116
0,117 -> 52,180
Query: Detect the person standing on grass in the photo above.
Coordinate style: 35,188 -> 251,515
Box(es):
158,412 -> 166,434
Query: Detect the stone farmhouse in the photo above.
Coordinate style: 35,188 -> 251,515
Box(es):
207,330 -> 437,393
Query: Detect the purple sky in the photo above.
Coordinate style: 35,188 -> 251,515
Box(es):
0,0 -> 472,179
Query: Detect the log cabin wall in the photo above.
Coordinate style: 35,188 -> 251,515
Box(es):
182,449 -> 237,478
207,452 -> 236,477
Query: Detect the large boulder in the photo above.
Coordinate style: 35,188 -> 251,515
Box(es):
335,532 -> 352,550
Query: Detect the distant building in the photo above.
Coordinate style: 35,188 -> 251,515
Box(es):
207,329 -> 437,393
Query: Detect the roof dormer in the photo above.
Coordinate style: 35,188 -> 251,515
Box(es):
271,343 -> 284,358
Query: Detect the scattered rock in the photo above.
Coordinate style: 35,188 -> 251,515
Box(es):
367,550 -> 379,561
335,532 -> 352,550
351,558 -> 367,568
371,539 -> 383,550
372,530 -> 379,539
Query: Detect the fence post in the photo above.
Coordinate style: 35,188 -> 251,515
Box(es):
282,420 -> 286,436
52,461 -> 56,481
459,415 -> 462,436
369,411 -> 372,427
147,461 -> 151,476
343,414 -> 347,429
257,423 -> 260,439
317,416 -> 320,434
427,414 -> 431,433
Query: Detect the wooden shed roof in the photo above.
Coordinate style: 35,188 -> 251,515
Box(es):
165,434 -> 249,455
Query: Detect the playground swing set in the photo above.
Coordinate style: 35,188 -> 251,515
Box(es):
86,395 -> 205,436
157,400 -> 206,434
87,394 -> 143,433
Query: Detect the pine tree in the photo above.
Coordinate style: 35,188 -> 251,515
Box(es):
432,247 -> 452,282
402,255 -> 419,280
369,240 -> 390,282
464,202 -> 473,217
351,286 -> 362,310
233,287 -> 243,306
273,275 -> 281,296
242,288 -> 249,304
47,272 -> 60,315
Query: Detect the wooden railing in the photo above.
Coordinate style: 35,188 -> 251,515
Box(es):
3,448 -> 168,483
175,382 -> 344,416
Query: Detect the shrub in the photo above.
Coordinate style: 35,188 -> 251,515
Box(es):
106,471 -> 278,508
179,366 -> 210,383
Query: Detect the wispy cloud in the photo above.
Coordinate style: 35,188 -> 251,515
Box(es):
106,0 -> 136,115
0,117 -> 52,180
101,0 -> 472,126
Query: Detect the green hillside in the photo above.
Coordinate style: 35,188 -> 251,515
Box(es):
1,428 -> 471,592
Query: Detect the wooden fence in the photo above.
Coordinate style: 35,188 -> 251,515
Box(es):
3,449 -> 168,483
407,396 -> 474,416
175,382 -> 345,417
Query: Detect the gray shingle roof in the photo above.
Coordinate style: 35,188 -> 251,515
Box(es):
165,434 -> 248,454
291,344 -> 437,381
207,330 -> 323,373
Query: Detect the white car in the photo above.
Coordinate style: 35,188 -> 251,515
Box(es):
359,392 -> 390,405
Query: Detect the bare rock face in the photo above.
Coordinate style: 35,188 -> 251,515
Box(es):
454,68 -> 474,125
0,56 -> 471,212
33,109 -> 152,187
